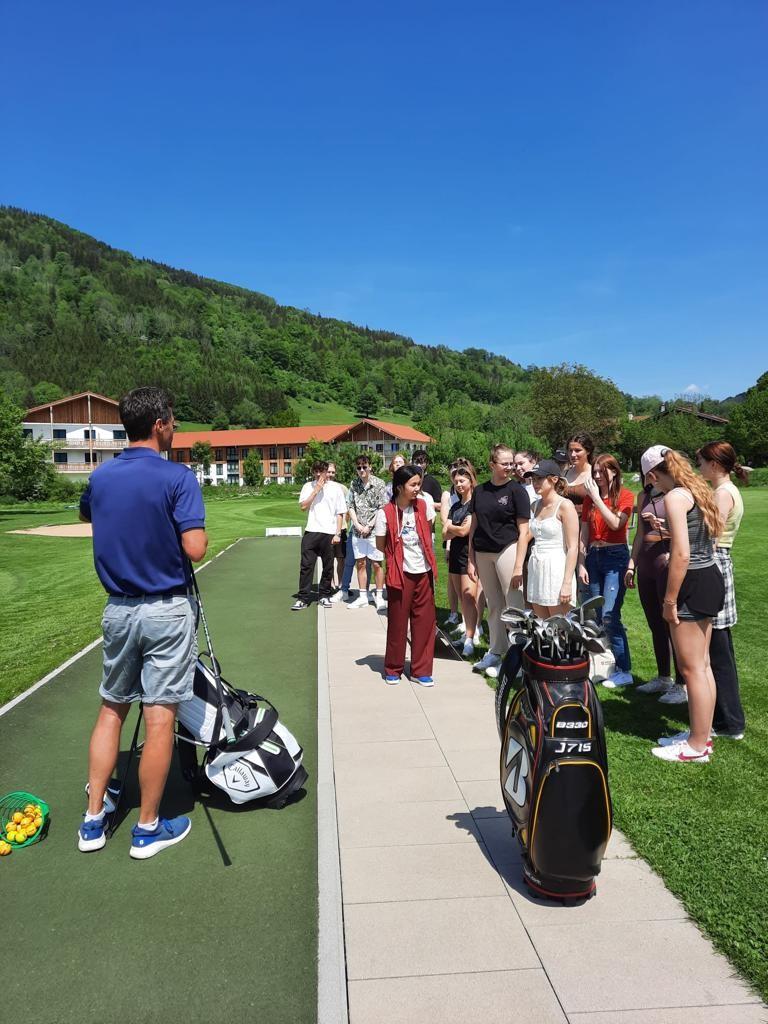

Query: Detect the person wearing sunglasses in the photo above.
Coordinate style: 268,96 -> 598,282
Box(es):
468,444 -> 530,678
345,455 -> 387,609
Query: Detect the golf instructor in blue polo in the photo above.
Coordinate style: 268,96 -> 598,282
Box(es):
78,387 -> 208,859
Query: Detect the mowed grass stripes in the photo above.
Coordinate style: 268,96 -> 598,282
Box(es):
0,538 -> 317,1024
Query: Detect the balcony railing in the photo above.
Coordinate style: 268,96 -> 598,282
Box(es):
51,438 -> 129,449
54,463 -> 92,473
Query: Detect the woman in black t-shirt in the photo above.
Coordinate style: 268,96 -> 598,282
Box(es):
442,465 -> 478,657
468,444 -> 531,678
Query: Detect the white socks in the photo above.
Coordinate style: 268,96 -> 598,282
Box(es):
137,817 -> 159,832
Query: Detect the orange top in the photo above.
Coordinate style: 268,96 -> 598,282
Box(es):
582,487 -> 634,544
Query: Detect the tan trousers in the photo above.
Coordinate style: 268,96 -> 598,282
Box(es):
475,545 -> 524,656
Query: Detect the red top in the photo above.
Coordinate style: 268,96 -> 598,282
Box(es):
382,500 -> 438,591
582,487 -> 635,544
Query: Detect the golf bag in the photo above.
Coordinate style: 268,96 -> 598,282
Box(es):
175,570 -> 307,808
496,644 -> 612,901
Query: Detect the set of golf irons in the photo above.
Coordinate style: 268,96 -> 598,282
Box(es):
500,595 -> 611,663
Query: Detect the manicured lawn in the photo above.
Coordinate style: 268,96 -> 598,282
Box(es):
435,488 -> 768,1000
0,538 -> 317,1023
177,402 -> 417,429
0,492 -> 305,705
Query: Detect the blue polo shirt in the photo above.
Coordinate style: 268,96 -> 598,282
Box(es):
80,447 -> 206,596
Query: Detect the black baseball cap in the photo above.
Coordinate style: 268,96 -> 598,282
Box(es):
524,459 -> 564,479
553,449 -> 568,463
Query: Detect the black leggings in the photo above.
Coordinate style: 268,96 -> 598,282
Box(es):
636,544 -> 674,678
711,627 -> 746,734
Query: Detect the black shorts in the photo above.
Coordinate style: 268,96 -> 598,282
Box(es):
677,564 -> 725,621
448,539 -> 469,576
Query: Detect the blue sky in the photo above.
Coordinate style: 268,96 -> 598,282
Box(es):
2,0 -> 766,399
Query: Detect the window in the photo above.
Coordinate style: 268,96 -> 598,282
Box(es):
113,429 -> 126,440
296,446 -> 305,457
83,429 -> 94,439
283,461 -> 292,475
217,464 -> 224,476
270,462 -> 278,475
269,447 -> 277,460
256,447 -> 263,457
227,473 -> 239,485
175,450 -> 185,462
227,446 -> 237,459
227,460 -> 238,473
283,447 -> 291,459
215,448 -> 223,461
53,428 -> 67,439
375,443 -> 384,452
84,452 -> 94,464
390,442 -> 400,451
241,448 -> 248,458
53,452 -> 68,464
284,476 -> 293,485
22,428 -> 33,439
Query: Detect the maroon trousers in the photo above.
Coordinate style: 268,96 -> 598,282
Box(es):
385,571 -> 436,677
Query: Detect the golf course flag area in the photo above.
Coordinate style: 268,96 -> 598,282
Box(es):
0,538 -> 318,1024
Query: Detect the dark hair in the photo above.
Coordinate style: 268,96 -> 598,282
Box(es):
515,449 -> 539,463
311,460 -> 329,475
119,387 -> 173,441
696,441 -> 750,484
592,453 -> 623,507
568,432 -> 595,461
411,449 -> 428,463
355,454 -> 371,467
391,464 -> 422,500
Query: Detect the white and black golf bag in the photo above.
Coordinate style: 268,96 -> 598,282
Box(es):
176,657 -> 307,807
495,617 -> 612,901
175,569 -> 307,808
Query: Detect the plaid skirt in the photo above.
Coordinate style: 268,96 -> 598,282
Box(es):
713,547 -> 737,629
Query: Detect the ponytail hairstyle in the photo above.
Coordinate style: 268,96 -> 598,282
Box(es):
592,454 -> 623,508
553,476 -> 569,497
490,443 -> 514,466
696,440 -> 750,485
568,432 -> 595,463
656,450 -> 723,538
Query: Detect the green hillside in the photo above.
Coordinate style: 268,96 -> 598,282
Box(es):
0,206 -> 530,425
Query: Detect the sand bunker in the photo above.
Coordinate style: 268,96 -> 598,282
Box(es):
9,523 -> 93,538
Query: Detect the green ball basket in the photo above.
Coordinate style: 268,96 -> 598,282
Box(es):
0,791 -> 50,849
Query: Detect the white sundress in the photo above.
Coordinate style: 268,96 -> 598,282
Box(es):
526,498 -> 575,607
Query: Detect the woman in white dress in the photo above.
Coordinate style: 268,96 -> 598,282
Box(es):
524,459 -> 580,617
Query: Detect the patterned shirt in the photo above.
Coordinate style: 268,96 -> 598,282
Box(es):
347,474 -> 387,535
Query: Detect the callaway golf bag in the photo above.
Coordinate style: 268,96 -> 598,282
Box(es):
175,571 -> 307,808
495,602 -> 612,901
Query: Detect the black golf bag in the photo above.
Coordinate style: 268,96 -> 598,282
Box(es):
496,644 -> 612,901
176,657 -> 307,807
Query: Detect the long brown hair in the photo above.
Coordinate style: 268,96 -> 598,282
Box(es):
592,454 -> 623,507
656,450 -> 723,538
696,441 -> 750,485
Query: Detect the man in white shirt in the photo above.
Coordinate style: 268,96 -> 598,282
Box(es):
292,460 -> 347,611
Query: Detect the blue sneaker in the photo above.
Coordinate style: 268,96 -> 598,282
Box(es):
129,816 -> 191,860
84,779 -> 121,815
78,814 -> 107,852
384,674 -> 401,684
412,676 -> 434,687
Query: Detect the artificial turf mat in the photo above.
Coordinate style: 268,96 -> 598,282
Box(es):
0,538 -> 318,1024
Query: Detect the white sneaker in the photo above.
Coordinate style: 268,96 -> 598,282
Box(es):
636,675 -> 674,694
375,594 -> 387,611
602,670 -> 634,689
473,652 -> 500,673
450,621 -> 466,636
319,597 -> 333,608
461,638 -> 475,658
347,593 -> 371,609
330,589 -> 348,604
485,663 -> 500,679
651,740 -> 710,763
658,730 -> 713,751
658,684 -> 688,704
446,612 -> 460,626
474,625 -> 484,642
709,728 -> 745,740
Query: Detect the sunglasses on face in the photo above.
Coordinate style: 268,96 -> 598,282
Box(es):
356,465 -> 369,472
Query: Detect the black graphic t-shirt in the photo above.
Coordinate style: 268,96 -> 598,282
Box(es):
469,480 -> 530,553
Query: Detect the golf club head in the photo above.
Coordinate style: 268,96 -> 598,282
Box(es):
579,595 -> 605,623
584,637 -> 610,654
501,607 -> 529,625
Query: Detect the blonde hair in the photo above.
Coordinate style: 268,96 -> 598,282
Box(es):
658,450 -> 722,539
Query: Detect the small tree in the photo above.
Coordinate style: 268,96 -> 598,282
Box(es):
190,441 -> 213,482
0,395 -> 56,499
242,450 -> 264,486
356,383 -> 379,419
211,410 -> 230,431
232,399 -> 263,429
528,363 -> 626,451
727,371 -> 768,466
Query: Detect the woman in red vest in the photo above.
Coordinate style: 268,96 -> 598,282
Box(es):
375,464 -> 438,685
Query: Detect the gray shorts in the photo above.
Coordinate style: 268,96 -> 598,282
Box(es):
99,595 -> 198,705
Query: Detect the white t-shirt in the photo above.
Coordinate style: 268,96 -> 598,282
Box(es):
300,480 -> 347,535
375,501 -> 436,574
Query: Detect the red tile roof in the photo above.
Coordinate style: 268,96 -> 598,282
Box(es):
172,419 -> 432,449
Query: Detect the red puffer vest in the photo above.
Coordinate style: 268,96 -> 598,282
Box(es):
382,500 -> 438,592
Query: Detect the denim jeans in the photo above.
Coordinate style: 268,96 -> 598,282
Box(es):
586,544 -> 631,672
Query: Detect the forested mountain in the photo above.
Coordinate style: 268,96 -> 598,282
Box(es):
0,207 -> 531,424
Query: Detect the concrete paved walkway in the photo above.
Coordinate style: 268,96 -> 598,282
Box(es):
320,603 -> 765,1024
